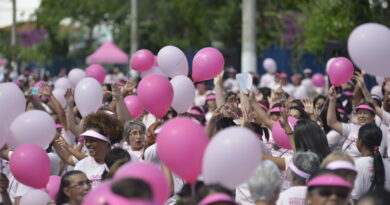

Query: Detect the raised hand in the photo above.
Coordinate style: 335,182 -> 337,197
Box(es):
64,88 -> 74,106
111,83 -> 122,99
328,86 -> 336,101
214,71 -> 224,86
122,80 -> 137,96
303,98 -> 314,115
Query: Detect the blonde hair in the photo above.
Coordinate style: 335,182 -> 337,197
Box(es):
320,151 -> 354,168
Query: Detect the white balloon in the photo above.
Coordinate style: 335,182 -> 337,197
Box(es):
203,127 -> 262,189
263,58 -> 277,73
348,23 -> 390,76
9,110 -> 56,149
371,85 -> 383,99
52,88 -> 67,108
376,76 -> 385,85
74,78 -> 103,117
170,75 -> 195,113
20,189 -> 51,205
68,68 -> 86,87
0,83 -> 26,148
157,46 -> 189,78
55,77 -> 72,90
141,66 -> 168,79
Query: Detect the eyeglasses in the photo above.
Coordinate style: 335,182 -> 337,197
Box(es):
311,188 -> 350,199
129,131 -> 145,136
69,180 -> 91,189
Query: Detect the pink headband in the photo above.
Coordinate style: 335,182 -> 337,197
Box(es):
270,107 -> 281,113
80,130 -> 111,144
307,174 -> 352,189
199,193 -> 237,205
196,84 -> 207,89
343,91 -> 353,96
206,95 -> 216,100
355,104 -> 375,113
326,160 -> 357,173
279,73 -> 287,78
55,124 -> 63,129
188,109 -> 203,116
258,103 -> 269,111
337,108 -> 345,114
289,163 -> 310,179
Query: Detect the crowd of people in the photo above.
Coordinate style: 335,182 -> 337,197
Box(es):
0,63 -> 389,205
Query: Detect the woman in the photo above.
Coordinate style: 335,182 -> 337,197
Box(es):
327,86 -> 378,159
351,123 -> 390,200
74,112 -> 123,188
247,160 -> 282,205
205,94 -> 217,122
276,151 -> 320,205
320,151 -> 357,187
306,171 -> 352,205
313,95 -> 326,110
56,170 -> 91,205
122,119 -> 146,159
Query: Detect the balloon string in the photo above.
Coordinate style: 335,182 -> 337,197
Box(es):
191,183 -> 196,197
319,97 -> 329,115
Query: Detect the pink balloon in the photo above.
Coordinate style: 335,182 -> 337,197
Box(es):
312,73 -> 326,87
10,144 -> 50,189
328,57 -> 354,87
137,74 -> 173,118
114,162 -> 169,204
33,80 -> 47,89
86,64 -> 106,84
124,95 -> 143,119
45,176 -> 61,200
131,49 -> 155,72
82,181 -> 112,205
192,47 -> 224,82
9,110 -> 56,149
272,117 -> 298,149
157,117 -> 209,183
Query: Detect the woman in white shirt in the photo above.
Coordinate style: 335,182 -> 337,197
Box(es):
122,120 -> 146,160
352,123 -> 390,200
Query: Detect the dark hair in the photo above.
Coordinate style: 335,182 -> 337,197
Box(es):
359,189 -> 390,205
313,95 -> 327,109
247,122 -> 270,142
111,177 -> 153,200
258,87 -> 271,99
358,123 -> 385,191
293,119 -> 331,162
102,148 -> 131,179
215,117 -> 236,132
56,170 -> 86,205
291,99 -> 304,109
289,106 -> 309,119
320,104 -> 346,134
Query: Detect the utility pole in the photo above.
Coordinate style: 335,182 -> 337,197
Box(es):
11,0 -> 17,45
130,0 -> 138,56
241,0 -> 257,73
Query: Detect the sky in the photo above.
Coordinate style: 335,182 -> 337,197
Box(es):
0,0 -> 41,28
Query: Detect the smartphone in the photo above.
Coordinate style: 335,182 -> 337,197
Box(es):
30,87 -> 39,95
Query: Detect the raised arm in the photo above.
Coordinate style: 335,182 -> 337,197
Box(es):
52,134 -> 76,166
214,71 -> 225,108
111,83 -> 132,125
249,91 -> 275,129
353,72 -> 374,104
64,89 -> 83,137
42,84 -> 67,129
327,86 -> 343,134
280,102 -> 296,152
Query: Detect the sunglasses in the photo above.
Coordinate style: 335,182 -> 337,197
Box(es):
311,188 -> 350,199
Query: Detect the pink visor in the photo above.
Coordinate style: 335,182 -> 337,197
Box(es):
343,91 -> 353,96
196,84 -> 207,89
354,104 -> 375,113
279,73 -> 288,78
55,124 -> 63,129
337,108 -> 345,114
258,103 -> 269,111
307,174 -> 352,189
270,107 -> 281,113
326,160 -> 357,173
80,130 -> 111,144
187,109 -> 203,116
206,95 -> 216,100
199,193 -> 237,205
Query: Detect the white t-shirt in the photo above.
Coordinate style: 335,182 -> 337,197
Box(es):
144,143 -> 160,165
351,157 -> 390,199
122,142 -> 144,160
8,176 -> 33,204
194,91 -> 207,106
259,73 -> 275,88
341,123 -> 362,159
276,186 -> 307,205
327,130 -> 346,151
74,156 -> 105,189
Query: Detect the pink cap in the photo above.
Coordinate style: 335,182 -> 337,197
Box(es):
342,91 -> 353,96
279,73 -> 288,79
270,107 -> 281,113
307,174 -> 352,189
55,124 -> 63,129
80,130 -> 111,144
354,104 -> 375,113
337,108 -> 345,114
258,103 -> 269,111
291,76 -> 299,83
326,160 -> 357,173
187,109 -> 203,116
206,94 -> 216,100
198,193 -> 237,205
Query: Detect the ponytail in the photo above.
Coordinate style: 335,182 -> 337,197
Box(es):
369,148 -> 385,191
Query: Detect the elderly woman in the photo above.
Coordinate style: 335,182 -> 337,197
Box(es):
247,160 -> 282,205
122,119 -> 146,159
276,151 -> 320,205
56,170 -> 91,205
